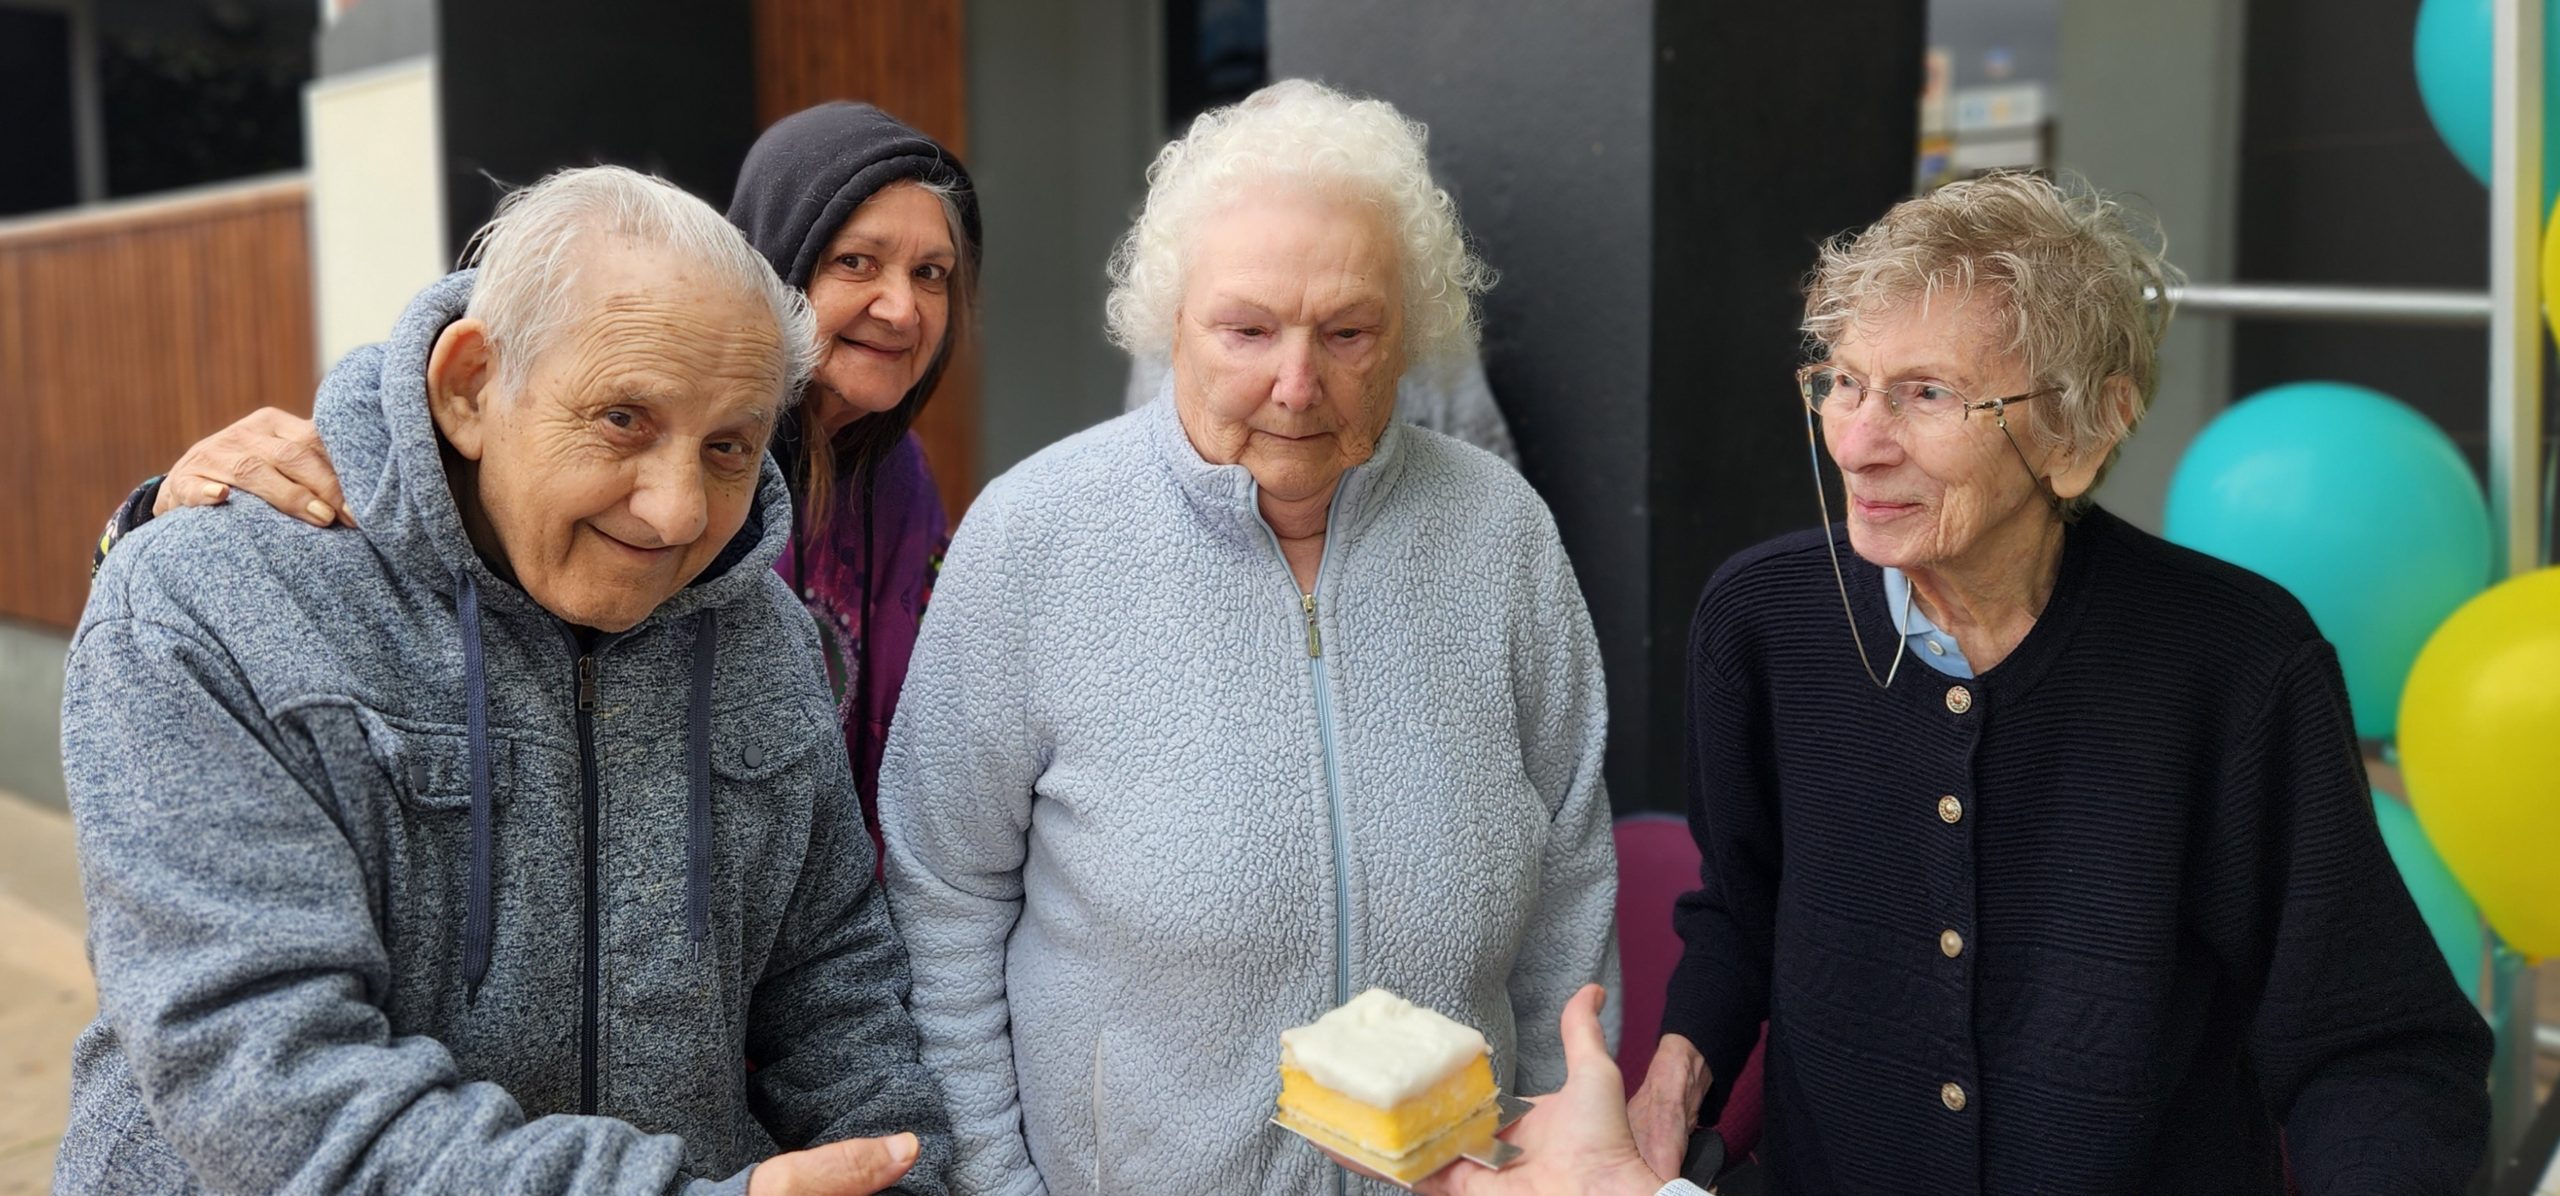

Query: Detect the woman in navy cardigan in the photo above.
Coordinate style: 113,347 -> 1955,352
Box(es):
1626,173 -> 2491,1194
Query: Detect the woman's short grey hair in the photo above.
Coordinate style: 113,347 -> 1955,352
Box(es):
463,165 -> 819,402
1105,78 -> 1494,367
1801,171 -> 2185,509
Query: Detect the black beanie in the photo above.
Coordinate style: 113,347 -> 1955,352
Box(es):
725,101 -> 982,289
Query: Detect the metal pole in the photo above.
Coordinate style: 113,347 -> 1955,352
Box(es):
2492,0 -> 2550,578
2160,282 -> 2495,325
2487,0 -> 2544,1180
2489,941 -> 2544,1184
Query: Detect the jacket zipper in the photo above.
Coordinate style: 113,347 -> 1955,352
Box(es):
573,648 -> 602,1116
1302,591 -> 1353,1196
1300,591 -> 1349,1012
1263,513 -> 1351,1013
1263,494 -> 1349,1196
1274,539 -> 1351,1196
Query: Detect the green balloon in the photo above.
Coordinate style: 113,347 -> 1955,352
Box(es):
2373,791 -> 2485,1001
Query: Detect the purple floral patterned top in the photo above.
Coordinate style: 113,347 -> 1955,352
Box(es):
775,431 -> 948,847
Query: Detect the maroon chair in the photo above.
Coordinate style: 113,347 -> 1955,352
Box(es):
1613,813 -> 1767,1166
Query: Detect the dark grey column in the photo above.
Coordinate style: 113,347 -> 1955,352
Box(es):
319,0 -> 758,261
0,7 -> 79,216
436,0 -> 756,255
1273,1 -> 1920,811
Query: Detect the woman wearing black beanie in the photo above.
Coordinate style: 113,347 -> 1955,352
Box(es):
726,101 -> 982,845
107,102 -> 982,847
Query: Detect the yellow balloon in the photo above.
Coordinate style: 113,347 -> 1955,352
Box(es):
2400,566 -> 2560,958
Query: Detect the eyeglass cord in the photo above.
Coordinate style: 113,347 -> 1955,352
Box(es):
1804,406 -> 1912,691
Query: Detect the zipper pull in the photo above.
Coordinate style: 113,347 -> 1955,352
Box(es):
577,656 -> 597,711
1301,593 -> 1321,659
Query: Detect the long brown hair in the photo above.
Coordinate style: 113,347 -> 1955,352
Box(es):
792,178 -> 978,541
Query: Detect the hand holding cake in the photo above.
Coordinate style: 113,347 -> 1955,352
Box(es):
1413,986 -> 1678,1196
1283,985 -> 1684,1196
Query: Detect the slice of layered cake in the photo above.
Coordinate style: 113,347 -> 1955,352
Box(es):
1276,988 -> 1501,1185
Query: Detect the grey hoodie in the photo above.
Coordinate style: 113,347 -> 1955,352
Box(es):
56,272 -> 952,1194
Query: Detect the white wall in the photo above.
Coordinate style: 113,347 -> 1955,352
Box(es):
2056,0 -> 2247,531
305,55 -> 446,367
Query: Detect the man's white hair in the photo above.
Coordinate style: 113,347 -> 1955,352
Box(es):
1105,78 -> 1494,366
463,165 -> 819,400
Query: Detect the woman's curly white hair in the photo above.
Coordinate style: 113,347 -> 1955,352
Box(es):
1105,78 -> 1494,366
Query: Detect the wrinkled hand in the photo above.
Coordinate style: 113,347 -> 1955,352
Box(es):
746,1132 -> 919,1196
1625,1033 -> 1710,1183
154,406 -> 353,528
1413,985 -> 1664,1196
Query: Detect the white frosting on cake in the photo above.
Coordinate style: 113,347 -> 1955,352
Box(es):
1279,987 -> 1489,1107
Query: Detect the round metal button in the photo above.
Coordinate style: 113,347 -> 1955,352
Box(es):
1944,685 -> 1973,714
1940,929 -> 1965,958
741,744 -> 766,770
1938,795 -> 1963,824
1942,1081 -> 1967,1111
406,757 -> 426,790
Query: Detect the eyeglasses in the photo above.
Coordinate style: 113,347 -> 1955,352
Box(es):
1795,364 -> 2056,431
1795,362 -> 2064,690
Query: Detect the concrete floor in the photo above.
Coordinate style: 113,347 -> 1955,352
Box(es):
0,792 -> 88,1195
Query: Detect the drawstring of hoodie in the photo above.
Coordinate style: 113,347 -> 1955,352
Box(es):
684,609 -> 718,956
457,571 -> 496,1002
452,573 -> 721,1002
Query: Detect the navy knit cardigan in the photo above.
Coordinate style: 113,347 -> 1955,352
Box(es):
1662,508 -> 2491,1194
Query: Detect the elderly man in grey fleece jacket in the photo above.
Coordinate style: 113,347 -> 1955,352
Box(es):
57,167 -> 949,1195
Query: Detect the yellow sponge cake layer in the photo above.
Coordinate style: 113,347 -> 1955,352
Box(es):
1274,1088 -> 1500,1186
1278,1052 -> 1495,1157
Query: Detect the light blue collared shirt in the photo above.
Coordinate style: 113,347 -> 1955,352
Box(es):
1883,566 -> 1975,679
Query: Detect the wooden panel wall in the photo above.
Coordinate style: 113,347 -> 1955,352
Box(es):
753,0 -> 980,520
0,177 -> 315,632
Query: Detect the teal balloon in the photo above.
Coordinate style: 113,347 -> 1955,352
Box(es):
2373,791 -> 2485,1000
2413,0 -> 2560,211
2164,383 -> 2491,738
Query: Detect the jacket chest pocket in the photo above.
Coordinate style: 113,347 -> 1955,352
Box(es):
350,710 -> 583,1026
701,700 -> 837,907
362,710 -> 578,833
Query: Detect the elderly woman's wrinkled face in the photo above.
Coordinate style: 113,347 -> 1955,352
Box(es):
431,239 -> 786,632
1169,189 -> 1404,506
1821,297 -> 2063,575
803,182 -> 955,430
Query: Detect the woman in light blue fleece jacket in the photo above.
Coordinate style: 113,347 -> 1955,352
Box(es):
877,80 -> 1620,1196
